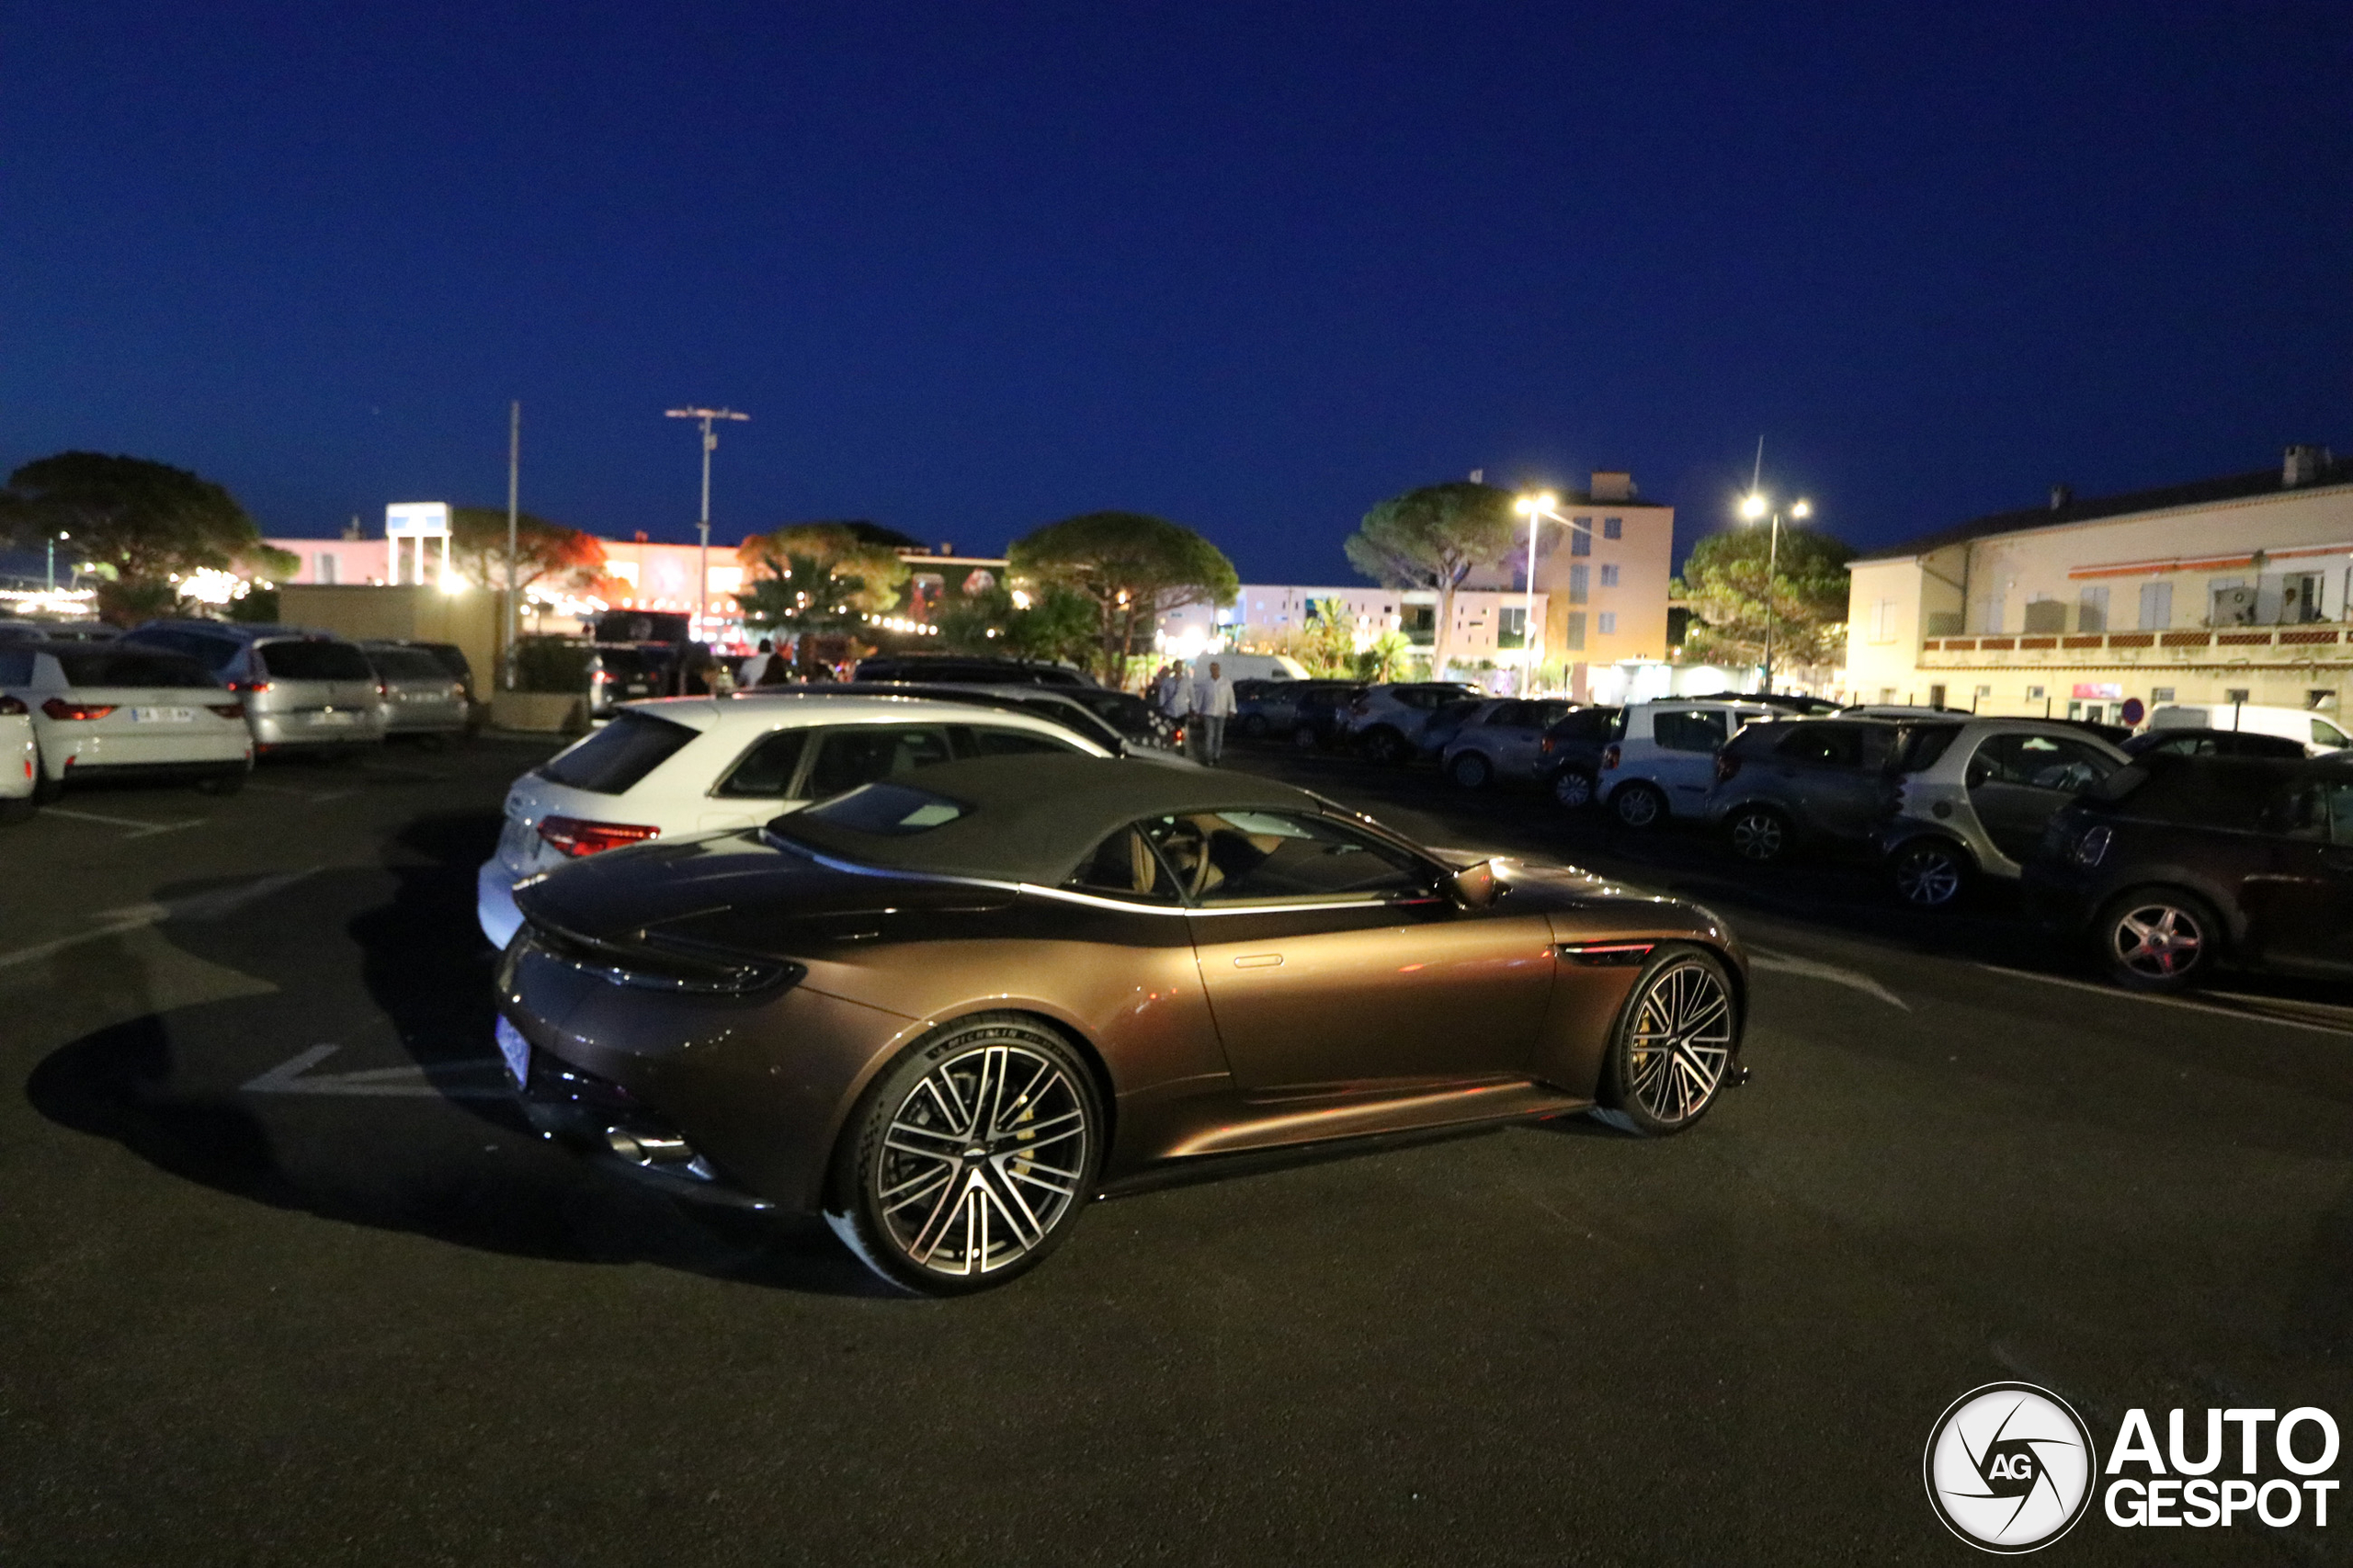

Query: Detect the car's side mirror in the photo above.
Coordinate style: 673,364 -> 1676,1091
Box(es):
1446,858 -> 1500,909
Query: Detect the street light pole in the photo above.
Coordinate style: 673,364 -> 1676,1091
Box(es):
1741,493 -> 1810,695
47,531 -> 67,593
665,405 -> 749,640
1513,492 -> 1600,696
505,401 -> 520,690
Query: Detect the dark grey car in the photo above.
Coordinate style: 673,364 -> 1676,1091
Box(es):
1535,706 -> 1625,809
1703,717 -> 1901,861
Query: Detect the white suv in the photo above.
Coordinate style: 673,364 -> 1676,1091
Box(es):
1597,700 -> 1775,828
477,692 -> 1113,947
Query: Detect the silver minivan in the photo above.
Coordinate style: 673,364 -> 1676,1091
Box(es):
120,620 -> 387,756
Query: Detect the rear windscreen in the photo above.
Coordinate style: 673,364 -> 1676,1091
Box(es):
260,641 -> 375,681
51,648 -> 219,688
538,712 -> 698,794
369,649 -> 449,681
1897,724 -> 1963,773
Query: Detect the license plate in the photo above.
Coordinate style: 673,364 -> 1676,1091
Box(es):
130,707 -> 195,723
495,1016 -> 531,1089
311,710 -> 356,726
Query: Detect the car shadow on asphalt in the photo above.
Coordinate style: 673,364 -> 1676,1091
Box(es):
24,810 -> 891,1299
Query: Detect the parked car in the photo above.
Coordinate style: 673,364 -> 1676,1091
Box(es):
1238,677 -> 1357,740
0,642 -> 252,797
366,638 -> 482,726
851,653 -> 1095,687
2145,702 -> 2350,756
1290,682 -> 1370,750
0,619 -> 114,644
2025,752 -> 2353,991
1879,719 -> 2130,907
477,692 -> 1120,949
119,620 -> 387,756
587,643 -> 671,719
1440,699 -> 1577,788
361,643 -> 470,744
2120,727 -> 2309,761
1535,705 -> 1625,809
1704,716 -> 1902,861
0,690 -> 36,823
495,752 -> 1748,1292
1342,682 -> 1485,764
1595,700 -> 1777,828
787,681 -> 1188,762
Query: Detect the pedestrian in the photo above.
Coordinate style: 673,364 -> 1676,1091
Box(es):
739,637 -> 773,687
1191,658 -> 1235,766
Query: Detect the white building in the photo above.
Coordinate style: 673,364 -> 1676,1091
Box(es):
1846,445 -> 2353,721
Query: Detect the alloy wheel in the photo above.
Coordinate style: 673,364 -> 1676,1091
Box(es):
1613,784 -> 1664,828
1449,752 -> 1492,789
873,1041 -> 1091,1280
1621,958 -> 1735,1129
1552,769 -> 1595,810
2109,899 -> 2208,985
1728,808 -> 1788,861
1892,841 -> 1963,906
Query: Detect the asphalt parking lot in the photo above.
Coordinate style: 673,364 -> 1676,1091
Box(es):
3,734 -> 2348,1565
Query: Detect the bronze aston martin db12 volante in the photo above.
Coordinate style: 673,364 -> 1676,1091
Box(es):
494,755 -> 1747,1293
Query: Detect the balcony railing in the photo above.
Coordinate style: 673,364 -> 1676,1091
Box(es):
1920,628 -> 2348,664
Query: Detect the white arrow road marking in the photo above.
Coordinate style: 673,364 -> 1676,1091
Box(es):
0,868 -> 319,971
241,1043 -> 512,1099
1746,947 -> 1911,1011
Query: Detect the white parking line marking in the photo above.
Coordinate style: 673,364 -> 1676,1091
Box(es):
241,1043 -> 510,1099
40,806 -> 205,835
0,868 -> 319,971
1747,947 -> 1911,1010
1976,964 -> 2353,1036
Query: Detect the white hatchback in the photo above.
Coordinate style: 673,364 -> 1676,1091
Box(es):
0,642 -> 253,800
0,692 -> 35,824
476,692 -> 1116,948
1597,700 -> 1776,828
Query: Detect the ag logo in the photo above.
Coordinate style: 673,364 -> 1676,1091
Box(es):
1925,1382 -> 2096,1552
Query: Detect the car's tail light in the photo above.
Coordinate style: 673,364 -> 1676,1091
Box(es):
375,681 -> 390,699
207,701 -> 245,720
1602,743 -> 1621,770
2071,824 -> 2112,869
1540,734 -> 1556,755
41,699 -> 117,722
538,816 -> 662,858
1714,752 -> 1742,783
231,679 -> 272,694
0,694 -> 24,717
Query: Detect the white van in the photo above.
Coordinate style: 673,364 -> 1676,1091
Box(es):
2146,703 -> 2349,756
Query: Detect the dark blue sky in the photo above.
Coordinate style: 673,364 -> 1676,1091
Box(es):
6,2 -> 2348,582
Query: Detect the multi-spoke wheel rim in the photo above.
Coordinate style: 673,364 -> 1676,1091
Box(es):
1731,811 -> 1785,859
876,1042 -> 1089,1278
1895,846 -> 1961,904
1616,788 -> 1660,827
1453,755 -> 1489,788
1624,960 -> 1734,1126
2111,902 -> 2205,981
1554,771 -> 1594,808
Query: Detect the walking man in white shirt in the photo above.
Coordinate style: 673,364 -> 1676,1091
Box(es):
1191,659 -> 1236,766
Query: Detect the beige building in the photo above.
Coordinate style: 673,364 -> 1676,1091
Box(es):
1460,470 -> 1675,679
1845,445 -> 2353,720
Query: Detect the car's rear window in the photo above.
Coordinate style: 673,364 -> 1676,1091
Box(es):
539,712 -> 699,794
2092,756 -> 2302,833
369,649 -> 449,681
259,641 -> 374,681
591,646 -> 661,677
1897,724 -> 1963,773
51,648 -> 219,688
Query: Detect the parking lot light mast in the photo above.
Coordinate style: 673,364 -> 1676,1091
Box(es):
1740,492 -> 1811,694
47,530 -> 69,593
1510,491 -> 1559,690
665,405 -> 749,638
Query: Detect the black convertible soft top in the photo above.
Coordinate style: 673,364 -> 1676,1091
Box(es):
765,754 -> 1325,885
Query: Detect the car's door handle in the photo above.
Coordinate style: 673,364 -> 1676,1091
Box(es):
1232,953 -> 1284,969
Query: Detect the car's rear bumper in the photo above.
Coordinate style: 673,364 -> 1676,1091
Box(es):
42,729 -> 251,778
250,710 -> 387,748
477,858 -> 525,949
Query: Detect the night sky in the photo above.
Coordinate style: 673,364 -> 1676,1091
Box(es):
6,2 -> 2348,583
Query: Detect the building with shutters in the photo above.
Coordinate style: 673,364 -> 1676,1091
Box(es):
1845,445 -> 2353,722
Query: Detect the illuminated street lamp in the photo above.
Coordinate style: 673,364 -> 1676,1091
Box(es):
1740,492 -> 1811,694
46,530 -> 69,593
1513,491 -> 1592,691
665,405 -> 750,638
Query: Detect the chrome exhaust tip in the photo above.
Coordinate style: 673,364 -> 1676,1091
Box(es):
606,1127 -> 695,1165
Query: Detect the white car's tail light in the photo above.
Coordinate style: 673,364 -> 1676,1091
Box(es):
538,816 -> 662,858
